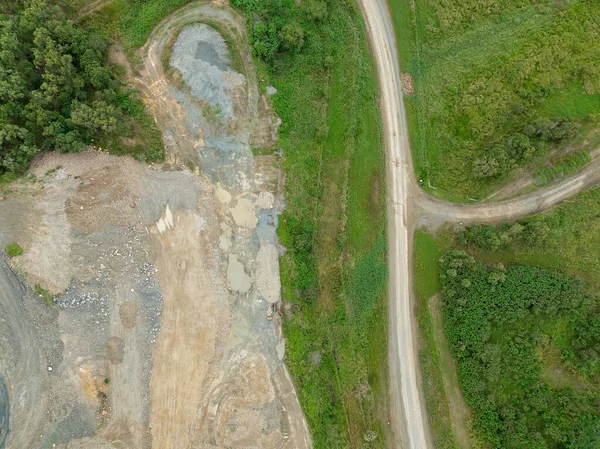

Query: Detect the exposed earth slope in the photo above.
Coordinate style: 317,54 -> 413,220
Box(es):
0,2 -> 310,448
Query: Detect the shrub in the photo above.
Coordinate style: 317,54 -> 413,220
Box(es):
5,242 -> 23,257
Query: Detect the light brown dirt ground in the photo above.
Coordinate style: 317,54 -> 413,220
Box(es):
0,2 -> 311,449
148,207 -> 230,449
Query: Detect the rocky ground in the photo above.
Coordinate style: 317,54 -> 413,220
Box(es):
0,3 -> 310,448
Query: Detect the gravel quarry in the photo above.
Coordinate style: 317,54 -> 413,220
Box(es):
0,3 -> 310,449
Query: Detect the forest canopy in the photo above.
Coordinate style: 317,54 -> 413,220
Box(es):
0,0 -> 126,173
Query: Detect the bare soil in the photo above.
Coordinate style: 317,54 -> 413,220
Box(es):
0,2 -> 311,448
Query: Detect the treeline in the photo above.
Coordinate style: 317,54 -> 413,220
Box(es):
440,250 -> 600,447
457,219 -> 551,251
0,0 -> 152,174
472,117 -> 579,179
230,0 -> 332,302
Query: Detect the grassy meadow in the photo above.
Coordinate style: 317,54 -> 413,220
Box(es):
389,0 -> 600,200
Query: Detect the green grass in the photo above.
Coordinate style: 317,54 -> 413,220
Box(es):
34,283 -> 55,306
414,231 -> 445,300
4,242 -> 23,257
388,0 -> 600,200
260,1 -> 389,445
538,82 -> 600,119
534,150 -> 591,186
413,231 -> 457,448
461,185 -> 600,287
88,0 -> 192,49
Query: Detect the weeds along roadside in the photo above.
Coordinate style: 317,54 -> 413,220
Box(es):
388,0 -> 600,201
231,0 -> 390,446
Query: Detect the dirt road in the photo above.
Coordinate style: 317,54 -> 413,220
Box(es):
358,0 -> 431,447
358,0 -> 600,447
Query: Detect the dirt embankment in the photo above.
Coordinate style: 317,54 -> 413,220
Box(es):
0,2 -> 310,448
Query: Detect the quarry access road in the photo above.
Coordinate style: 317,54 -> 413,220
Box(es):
359,0 -> 600,448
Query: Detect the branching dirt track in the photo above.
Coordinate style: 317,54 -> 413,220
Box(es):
358,0 -> 600,447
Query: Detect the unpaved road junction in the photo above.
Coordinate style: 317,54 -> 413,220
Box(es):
0,1 -> 598,449
359,0 -> 600,447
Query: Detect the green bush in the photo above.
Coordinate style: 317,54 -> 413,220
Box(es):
535,150 -> 591,185
0,1 -> 164,174
5,242 -> 23,257
440,252 -> 600,447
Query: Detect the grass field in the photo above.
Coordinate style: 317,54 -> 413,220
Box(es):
388,0 -> 600,200
413,231 -> 458,448
77,0 -> 192,48
460,185 -> 600,288
270,3 -> 389,445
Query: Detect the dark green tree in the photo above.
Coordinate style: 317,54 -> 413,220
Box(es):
0,0 -> 122,173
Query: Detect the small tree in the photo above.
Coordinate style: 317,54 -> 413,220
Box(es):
280,22 -> 304,52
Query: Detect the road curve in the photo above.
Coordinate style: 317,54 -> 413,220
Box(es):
358,0 -> 600,447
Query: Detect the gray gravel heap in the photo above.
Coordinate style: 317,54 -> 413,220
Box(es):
170,24 -> 244,119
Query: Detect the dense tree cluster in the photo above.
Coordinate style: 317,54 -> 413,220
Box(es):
457,219 -> 550,250
0,0 -> 124,173
440,251 -> 600,448
231,0 -> 322,60
473,118 -> 580,179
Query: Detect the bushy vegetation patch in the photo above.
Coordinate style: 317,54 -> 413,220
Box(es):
0,0 -> 163,175
534,150 -> 591,186
4,242 -> 23,257
456,185 -> 600,283
440,251 -> 600,447
413,231 -> 457,448
390,0 -> 600,199
109,0 -> 192,48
